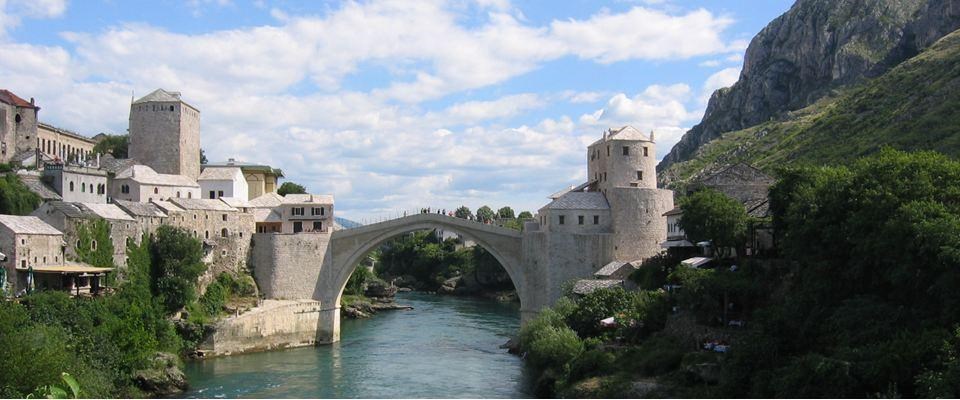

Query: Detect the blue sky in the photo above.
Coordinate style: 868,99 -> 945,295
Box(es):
0,0 -> 793,222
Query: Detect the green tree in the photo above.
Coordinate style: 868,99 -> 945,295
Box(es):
476,206 -> 495,222
150,226 -> 207,314
277,181 -> 307,196
497,206 -> 515,219
518,211 -> 533,219
74,219 -> 114,269
0,174 -> 42,215
678,188 -> 748,258
454,206 -> 473,219
91,134 -> 128,158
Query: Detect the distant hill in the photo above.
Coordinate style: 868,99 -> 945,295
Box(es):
335,217 -> 363,229
661,27 -> 960,189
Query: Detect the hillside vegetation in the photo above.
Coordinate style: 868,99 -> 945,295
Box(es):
661,28 -> 960,189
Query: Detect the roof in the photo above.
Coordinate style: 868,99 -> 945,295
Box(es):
543,192 -> 609,210
248,192 -> 284,208
572,279 -> 624,296
253,208 -> 282,223
661,239 -> 695,248
0,89 -> 37,109
198,167 -> 242,181
20,262 -> 111,274
17,174 -> 61,201
0,215 -> 62,235
40,202 -> 99,219
98,155 -> 138,175
169,198 -> 237,212
115,165 -> 199,187
595,261 -> 636,278
548,181 -> 591,200
80,203 -> 136,221
607,126 -> 652,141
663,207 -> 683,217
203,159 -> 284,177
282,194 -> 334,205
151,200 -> 184,214
746,199 -> 770,218
681,257 -> 713,268
218,197 -> 249,209
114,200 -> 167,218
132,88 -> 194,109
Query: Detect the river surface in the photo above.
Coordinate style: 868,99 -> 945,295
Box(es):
181,292 -> 535,398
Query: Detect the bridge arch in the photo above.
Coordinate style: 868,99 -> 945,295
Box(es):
316,213 -> 531,343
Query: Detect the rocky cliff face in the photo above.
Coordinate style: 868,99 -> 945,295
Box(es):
658,0 -> 960,178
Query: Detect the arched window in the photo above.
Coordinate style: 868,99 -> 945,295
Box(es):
91,240 -> 97,250
169,105 -> 174,111
14,114 -> 21,123
176,191 -> 181,198
81,182 -> 86,192
69,181 -> 74,191
188,192 -> 192,198
205,231 -> 209,239
221,228 -> 228,237
154,187 -> 158,194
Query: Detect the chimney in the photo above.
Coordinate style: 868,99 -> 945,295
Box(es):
650,130 -> 655,142
30,97 -> 34,105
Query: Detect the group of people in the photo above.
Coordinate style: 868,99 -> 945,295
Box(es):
419,207 -> 451,216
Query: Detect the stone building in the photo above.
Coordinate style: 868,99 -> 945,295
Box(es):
0,215 -> 64,292
0,89 -> 39,163
247,192 -> 284,233
110,164 -> 201,203
129,89 -> 201,180
42,163 -> 108,203
32,201 -> 140,268
198,167 -> 248,201
113,200 -> 169,238
523,126 -> 674,301
203,159 -> 283,200
279,194 -> 334,234
37,122 -> 97,163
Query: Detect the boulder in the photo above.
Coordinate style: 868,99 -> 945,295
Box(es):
365,279 -> 397,299
132,352 -> 188,396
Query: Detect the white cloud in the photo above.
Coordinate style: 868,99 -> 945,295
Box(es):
700,66 -> 740,103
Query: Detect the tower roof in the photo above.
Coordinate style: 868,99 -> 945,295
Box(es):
132,88 -> 197,110
0,89 -> 38,109
606,126 -> 652,141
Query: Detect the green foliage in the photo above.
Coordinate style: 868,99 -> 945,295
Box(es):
476,205 -> 495,222
91,134 -> 128,158
566,287 -> 634,338
568,348 -> 618,382
277,181 -> 307,196
622,335 -> 686,376
344,266 -> 377,296
678,188 -> 748,258
150,226 -> 207,314
198,276 -> 229,317
454,205 -> 472,219
74,219 -> 115,270
497,206 -> 515,219
518,211 -> 533,219
28,372 -> 81,399
0,174 -> 42,215
526,324 -> 584,370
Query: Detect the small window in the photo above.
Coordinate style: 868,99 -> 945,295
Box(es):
578,215 -> 584,225
21,260 -> 26,268
21,239 -> 25,245
177,191 -> 181,198
637,171 -> 643,180
313,221 -> 322,231
69,181 -> 74,191
559,215 -> 565,225
622,146 -> 630,156
606,145 -> 610,156
153,187 -> 158,194
91,240 -> 97,250
209,191 -> 216,199
42,256 -> 46,263
593,215 -> 599,224
221,228 -> 228,237
222,214 -> 227,221
15,114 -> 22,123
169,105 -> 174,111
81,182 -> 86,192
217,190 -> 224,198
643,147 -> 648,157
603,172 -> 607,182
293,221 -> 303,233
188,192 -> 192,198
205,231 -> 209,239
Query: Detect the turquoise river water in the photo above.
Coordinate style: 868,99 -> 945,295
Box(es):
181,292 -> 535,398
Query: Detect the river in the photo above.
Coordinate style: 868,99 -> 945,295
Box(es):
181,292 -> 536,398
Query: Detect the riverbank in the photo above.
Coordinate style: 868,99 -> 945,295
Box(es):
196,299 -> 323,357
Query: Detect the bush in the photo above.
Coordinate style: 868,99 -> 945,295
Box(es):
527,325 -> 584,370
199,279 -> 229,317
568,348 -> 618,382
623,335 -> 686,376
0,174 -> 41,215
567,287 -> 634,338
150,226 -> 206,314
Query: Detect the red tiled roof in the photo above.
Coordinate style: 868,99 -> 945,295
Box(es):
0,89 -> 37,109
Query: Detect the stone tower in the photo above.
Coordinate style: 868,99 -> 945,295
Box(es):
586,126 -> 672,262
129,89 -> 200,180
0,90 -> 39,163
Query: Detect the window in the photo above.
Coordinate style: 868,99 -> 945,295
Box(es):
222,214 -> 227,221
622,146 -> 630,155
209,191 -> 216,199
313,221 -> 322,231
221,228 -> 228,237
559,215 -> 565,225
121,184 -> 129,194
169,105 -> 174,111
205,231 -> 209,239
81,182 -> 86,192
153,187 -> 158,194
293,221 -> 303,233
69,181 -> 74,191
637,171 -> 643,180
177,191 -> 181,198
311,207 -> 324,216
292,207 -> 305,216
593,215 -> 599,224
606,145 -> 610,156
21,260 -> 26,268
643,147 -> 648,157
603,172 -> 607,182
217,190 -> 224,198
578,215 -> 584,225
15,114 -> 21,123
188,192 -> 192,198
20,239 -> 25,245
91,240 -> 97,250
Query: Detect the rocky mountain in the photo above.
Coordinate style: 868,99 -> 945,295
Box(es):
658,0 -> 960,181
660,26 -> 960,188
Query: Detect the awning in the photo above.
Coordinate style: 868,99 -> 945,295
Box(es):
18,263 -> 112,274
661,239 -> 694,248
681,257 -> 713,269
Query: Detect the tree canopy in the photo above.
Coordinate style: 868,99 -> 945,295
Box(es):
497,206 -> 515,219
476,206 -> 495,222
91,134 -> 128,158
455,206 -> 472,219
277,181 -> 307,196
678,188 -> 747,257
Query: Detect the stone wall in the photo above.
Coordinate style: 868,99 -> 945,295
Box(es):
129,101 -> 200,180
250,232 -> 330,300
165,209 -> 255,288
200,299 -> 322,356
522,229 -> 612,310
606,187 -> 674,262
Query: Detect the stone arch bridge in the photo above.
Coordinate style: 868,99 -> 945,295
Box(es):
252,213 -> 570,344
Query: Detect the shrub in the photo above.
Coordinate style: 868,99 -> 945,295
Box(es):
624,335 -> 686,376
150,226 -> 206,314
527,325 -> 584,370
568,348 -> 618,382
567,287 -> 634,338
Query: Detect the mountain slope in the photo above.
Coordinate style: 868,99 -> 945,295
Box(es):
658,0 -> 960,175
660,28 -> 960,187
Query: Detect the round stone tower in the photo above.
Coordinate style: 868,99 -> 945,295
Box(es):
587,126 -> 673,262
129,89 -> 201,180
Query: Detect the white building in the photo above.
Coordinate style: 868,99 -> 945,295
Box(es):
43,163 -> 108,204
110,164 -> 201,203
198,167 -> 249,202
280,194 -> 334,234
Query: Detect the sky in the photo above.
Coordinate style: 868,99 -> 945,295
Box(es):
0,0 -> 794,223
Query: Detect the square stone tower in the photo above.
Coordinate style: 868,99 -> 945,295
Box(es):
0,89 -> 39,163
129,89 -> 201,180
